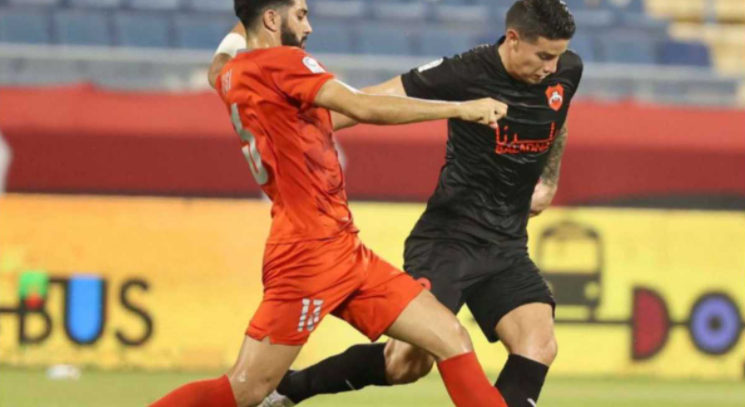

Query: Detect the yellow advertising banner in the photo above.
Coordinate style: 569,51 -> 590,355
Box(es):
1,194 -> 743,379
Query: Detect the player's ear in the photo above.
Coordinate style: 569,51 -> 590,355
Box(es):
506,29 -> 520,51
262,9 -> 282,33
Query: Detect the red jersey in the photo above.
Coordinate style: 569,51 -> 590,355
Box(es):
216,46 -> 357,244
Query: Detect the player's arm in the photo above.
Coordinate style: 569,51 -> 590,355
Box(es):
331,76 -> 406,131
316,79 -> 505,128
208,22 -> 247,89
530,123 -> 568,217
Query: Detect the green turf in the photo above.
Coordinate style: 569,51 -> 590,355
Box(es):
1,367 -> 743,406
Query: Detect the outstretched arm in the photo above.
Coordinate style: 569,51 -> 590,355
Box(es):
315,79 -> 506,128
208,22 -> 247,89
331,76 -> 406,131
530,123 -> 568,217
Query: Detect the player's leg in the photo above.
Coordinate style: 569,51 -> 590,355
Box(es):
270,333 -> 436,405
495,303 -> 556,407
382,289 -> 507,407
153,235 -> 363,407
151,336 -> 301,407
467,254 -> 556,407
267,238 -> 473,405
330,241 -> 506,407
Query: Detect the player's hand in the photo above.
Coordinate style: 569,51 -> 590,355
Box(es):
530,179 -> 558,217
457,98 -> 508,129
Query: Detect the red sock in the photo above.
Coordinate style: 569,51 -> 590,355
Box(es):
437,352 -> 508,407
150,375 -> 238,407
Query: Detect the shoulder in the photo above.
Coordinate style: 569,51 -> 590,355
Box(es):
254,46 -> 309,64
558,49 -> 584,83
414,43 -> 493,80
453,43 -> 497,73
256,46 -> 327,73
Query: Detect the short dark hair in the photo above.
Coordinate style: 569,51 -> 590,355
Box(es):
235,0 -> 296,30
506,0 -> 576,41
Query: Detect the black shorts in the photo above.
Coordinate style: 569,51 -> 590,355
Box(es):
403,237 -> 555,343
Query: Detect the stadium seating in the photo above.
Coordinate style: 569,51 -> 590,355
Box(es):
0,9 -> 51,45
358,24 -> 416,56
114,12 -> 172,48
433,3 -> 491,26
54,10 -> 112,46
174,14 -> 234,50
0,0 -> 723,71
420,30 -> 480,57
568,34 -> 597,63
658,40 -> 711,67
69,0 -> 123,8
183,0 -> 233,13
305,21 -> 355,54
370,1 -> 429,23
312,0 -> 367,20
7,0 -> 60,6
128,0 -> 181,11
599,35 -> 657,64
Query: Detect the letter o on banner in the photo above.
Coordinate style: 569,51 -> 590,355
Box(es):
688,293 -> 743,355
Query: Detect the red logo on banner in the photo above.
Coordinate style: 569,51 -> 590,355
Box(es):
546,84 -> 564,111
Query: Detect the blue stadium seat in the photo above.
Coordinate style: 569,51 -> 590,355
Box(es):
305,21 -> 355,54
571,9 -> 616,29
616,13 -> 669,38
7,0 -> 60,6
420,30 -> 477,57
568,34 -> 597,63
562,0 -> 592,11
370,1 -> 429,23
612,0 -> 645,14
174,15 -> 234,50
358,24 -> 417,56
183,0 -> 232,13
0,9 -> 51,44
128,0 -> 182,11
599,36 -> 656,64
114,13 -> 172,48
69,0 -> 123,8
312,0 -> 367,20
658,40 -> 711,67
54,10 -> 112,46
433,4 -> 490,25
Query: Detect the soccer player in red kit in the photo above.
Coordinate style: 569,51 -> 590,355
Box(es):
150,1 -> 509,407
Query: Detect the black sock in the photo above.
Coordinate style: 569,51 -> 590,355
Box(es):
276,343 -> 390,403
495,354 -> 549,407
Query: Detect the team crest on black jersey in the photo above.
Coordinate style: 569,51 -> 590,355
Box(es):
546,84 -> 564,111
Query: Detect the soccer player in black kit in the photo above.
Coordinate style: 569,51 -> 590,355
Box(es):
253,1 -> 582,406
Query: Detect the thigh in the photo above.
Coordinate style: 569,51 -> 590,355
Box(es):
332,244 -> 423,342
495,302 -> 555,356
384,289 -> 473,361
403,238 -> 486,314
249,233 -> 364,345
466,254 -> 555,343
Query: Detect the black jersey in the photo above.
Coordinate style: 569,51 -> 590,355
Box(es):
401,37 -> 583,246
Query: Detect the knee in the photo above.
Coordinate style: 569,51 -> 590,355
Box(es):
228,374 -> 274,407
520,332 -> 558,366
441,321 -> 475,356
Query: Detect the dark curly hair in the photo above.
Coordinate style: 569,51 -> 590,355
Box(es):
506,0 -> 576,41
234,0 -> 296,30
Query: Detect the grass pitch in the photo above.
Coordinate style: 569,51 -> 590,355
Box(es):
1,367 -> 744,406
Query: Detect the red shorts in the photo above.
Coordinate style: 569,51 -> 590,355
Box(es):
247,232 -> 423,346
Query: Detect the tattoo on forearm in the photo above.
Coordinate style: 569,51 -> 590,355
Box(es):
542,124 -> 568,187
